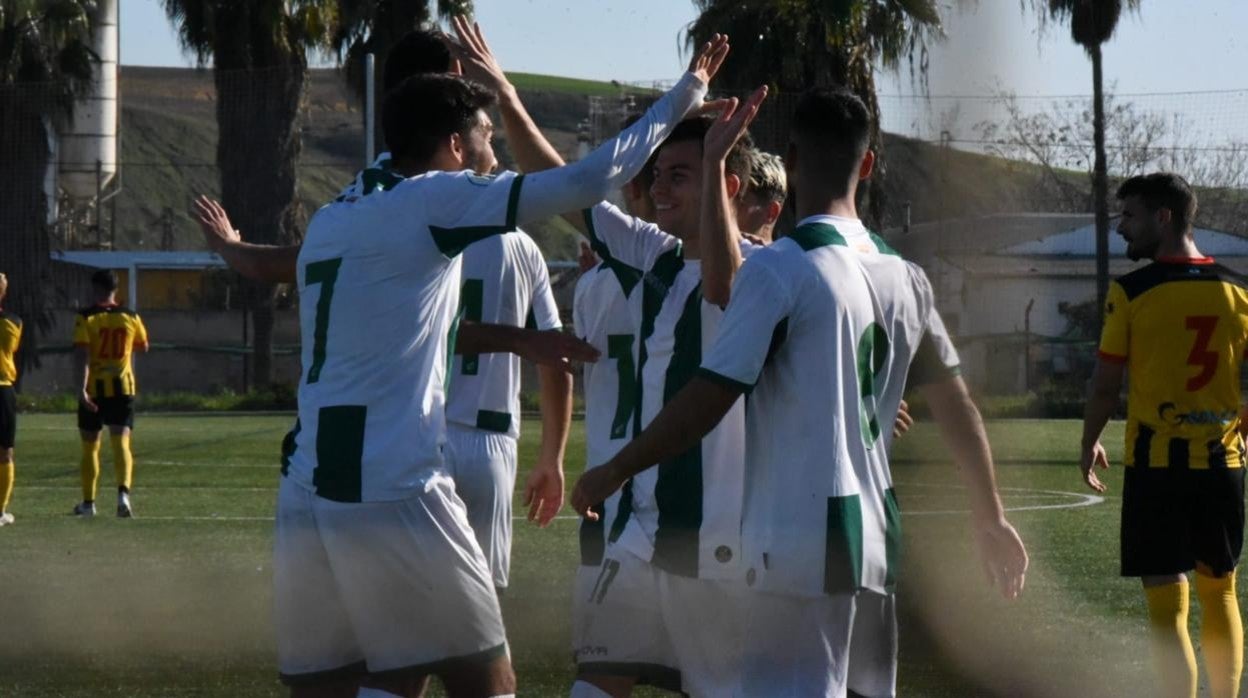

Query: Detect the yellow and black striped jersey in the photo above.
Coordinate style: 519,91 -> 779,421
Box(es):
73,304 -> 149,398
1099,257 -> 1248,469
0,309 -> 21,386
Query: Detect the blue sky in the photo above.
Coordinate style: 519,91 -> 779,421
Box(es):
125,1 -> 1247,141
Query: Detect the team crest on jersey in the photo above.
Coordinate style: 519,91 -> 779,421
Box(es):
466,173 -> 497,187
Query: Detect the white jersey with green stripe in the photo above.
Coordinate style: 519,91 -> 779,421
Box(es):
284,170 -> 526,503
280,69 -> 710,503
572,248 -> 645,567
333,152 -> 563,440
581,202 -> 760,580
445,232 -> 562,439
699,220 -> 960,597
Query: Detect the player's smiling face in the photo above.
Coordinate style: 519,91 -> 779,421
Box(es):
650,139 -> 703,241
1117,195 -> 1161,261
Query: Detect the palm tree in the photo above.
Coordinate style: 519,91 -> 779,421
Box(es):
0,0 -> 98,371
685,0 -> 947,228
333,0 -> 473,154
1027,0 -> 1141,327
161,0 -> 338,387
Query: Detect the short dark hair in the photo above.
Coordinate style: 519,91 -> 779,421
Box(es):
658,116 -> 756,198
1116,172 -> 1198,233
91,269 -> 118,293
791,88 -> 871,191
383,74 -> 497,165
383,30 -> 453,93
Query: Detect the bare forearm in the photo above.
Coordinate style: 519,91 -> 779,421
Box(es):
536,365 -> 572,467
215,242 -> 299,283
700,160 -> 741,307
498,85 -> 566,174
73,349 -> 89,391
603,376 -> 738,480
1082,361 -> 1124,449
922,377 -> 1005,522
456,322 -> 525,355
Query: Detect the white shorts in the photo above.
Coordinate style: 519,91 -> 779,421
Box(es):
444,424 -> 518,590
738,590 -> 898,698
571,546 -> 748,697
657,567 -> 748,698
571,547 -> 681,692
273,474 -> 507,685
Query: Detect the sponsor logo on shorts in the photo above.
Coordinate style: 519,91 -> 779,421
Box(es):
574,645 -> 611,661
714,545 -> 733,563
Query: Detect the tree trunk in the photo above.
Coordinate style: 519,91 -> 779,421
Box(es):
0,86 -> 57,374
212,6 -> 309,388
1091,42 -> 1111,333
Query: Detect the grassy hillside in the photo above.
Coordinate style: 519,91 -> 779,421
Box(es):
104,66 -> 1122,257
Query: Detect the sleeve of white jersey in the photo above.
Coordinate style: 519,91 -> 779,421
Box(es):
523,234 -> 562,331
583,202 -> 679,273
698,252 -> 794,393
512,72 -> 707,225
906,261 -> 962,386
417,169 -> 526,259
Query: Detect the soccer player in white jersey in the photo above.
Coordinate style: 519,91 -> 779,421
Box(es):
197,28 -> 576,590
262,39 -> 724,697
573,87 -> 1028,698
492,54 -> 768,689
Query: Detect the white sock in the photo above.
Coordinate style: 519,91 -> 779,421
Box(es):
569,680 -> 615,698
356,688 -> 403,698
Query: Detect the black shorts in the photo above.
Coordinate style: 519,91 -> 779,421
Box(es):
78,396 -> 135,432
0,385 -> 15,449
1121,465 -> 1246,577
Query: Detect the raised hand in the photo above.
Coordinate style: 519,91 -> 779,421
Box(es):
192,196 -> 240,252
448,15 -> 511,96
688,33 -> 730,85
703,85 -> 768,164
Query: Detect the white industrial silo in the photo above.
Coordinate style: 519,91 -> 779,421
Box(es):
57,0 -> 118,200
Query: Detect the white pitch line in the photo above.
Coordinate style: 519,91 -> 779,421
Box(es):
898,483 -> 1104,516
12,485 -> 1105,522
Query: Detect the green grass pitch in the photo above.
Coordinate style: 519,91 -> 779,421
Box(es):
0,414 -> 1234,696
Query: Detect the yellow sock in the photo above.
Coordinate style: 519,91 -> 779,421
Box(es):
1195,572 -> 1244,698
110,433 -> 133,492
1144,581 -> 1198,698
80,439 -> 101,502
0,459 -> 13,513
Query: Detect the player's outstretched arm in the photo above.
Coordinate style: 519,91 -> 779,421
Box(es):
449,16 -> 565,175
571,375 -> 738,517
510,36 -> 727,227
456,322 -> 600,373
524,364 -> 572,527
1079,358 -> 1124,493
192,196 -> 299,284
701,86 -> 767,307
920,375 -> 1028,600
